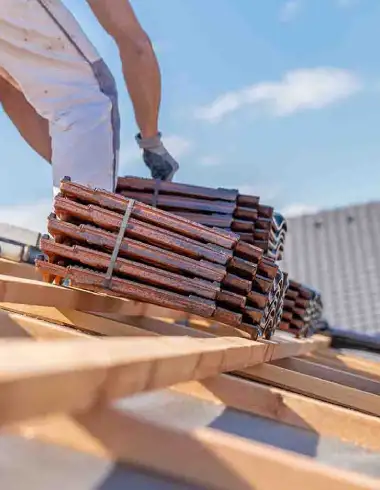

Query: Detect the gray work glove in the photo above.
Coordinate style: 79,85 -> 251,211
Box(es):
136,132 -> 179,181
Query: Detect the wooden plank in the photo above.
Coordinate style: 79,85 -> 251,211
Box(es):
308,351 -> 380,380
186,316 -> 250,337
6,407 -> 380,490
172,375 -> 380,452
267,333 -> 330,360
125,315 -> 221,338
0,298 -> 329,363
237,363 -> 380,417
123,312 -> 331,356
0,304 -> 155,338
0,335 -> 267,425
117,313 -> 329,352
112,315 -> 328,363
0,301 -> 330,363
0,259 -> 41,281
0,303 -> 250,340
65,312 -> 328,363
0,309 -> 91,340
273,357 -> 380,394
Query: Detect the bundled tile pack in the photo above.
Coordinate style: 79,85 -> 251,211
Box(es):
37,178 -> 290,340
116,177 -> 324,337
36,176 -> 323,339
280,280 -> 323,336
117,177 -> 286,261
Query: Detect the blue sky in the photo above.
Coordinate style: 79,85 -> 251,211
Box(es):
1,0 -> 380,231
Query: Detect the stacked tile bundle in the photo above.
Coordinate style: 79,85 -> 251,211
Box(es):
279,280 -> 323,337
270,212 -> 287,261
113,177 -> 324,338
36,178 -> 287,340
116,177 -> 287,261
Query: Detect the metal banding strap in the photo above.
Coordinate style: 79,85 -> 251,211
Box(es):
152,179 -> 160,208
103,198 -> 135,289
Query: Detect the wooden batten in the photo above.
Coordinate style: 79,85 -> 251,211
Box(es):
238,363 -> 380,417
0,335 -> 267,425
173,375 -> 380,452
5,407 -> 380,490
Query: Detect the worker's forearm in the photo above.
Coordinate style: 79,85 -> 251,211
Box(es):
117,34 -> 161,139
0,76 -> 52,163
87,0 -> 161,138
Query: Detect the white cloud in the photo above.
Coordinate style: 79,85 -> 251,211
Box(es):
0,199 -> 52,234
163,135 -> 193,159
281,203 -> 319,217
198,155 -> 222,167
195,67 -> 362,123
279,1 -> 300,22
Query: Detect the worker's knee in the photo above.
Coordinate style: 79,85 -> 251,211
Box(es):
55,92 -> 113,135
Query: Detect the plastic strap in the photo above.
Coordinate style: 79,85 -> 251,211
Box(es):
103,198 -> 135,288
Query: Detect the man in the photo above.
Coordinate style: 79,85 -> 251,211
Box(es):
0,0 -> 179,194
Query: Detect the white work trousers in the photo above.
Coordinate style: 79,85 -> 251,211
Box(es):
0,0 -> 120,192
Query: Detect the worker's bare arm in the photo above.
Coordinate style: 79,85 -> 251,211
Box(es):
86,0 -> 150,44
86,0 -> 161,139
0,74 -> 52,163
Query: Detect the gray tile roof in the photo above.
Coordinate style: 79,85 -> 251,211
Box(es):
281,201 -> 380,334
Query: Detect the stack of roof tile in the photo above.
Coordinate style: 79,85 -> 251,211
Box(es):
36,178 -> 288,340
116,177 -> 287,261
279,279 -> 323,337
270,212 -> 287,261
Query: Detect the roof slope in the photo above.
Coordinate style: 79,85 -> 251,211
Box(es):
282,201 -> 380,334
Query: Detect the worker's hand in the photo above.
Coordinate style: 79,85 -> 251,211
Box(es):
136,133 -> 179,181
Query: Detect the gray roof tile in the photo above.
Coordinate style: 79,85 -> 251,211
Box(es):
282,201 -> 380,334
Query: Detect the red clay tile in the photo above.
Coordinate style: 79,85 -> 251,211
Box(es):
36,260 -> 216,318
47,218 -> 226,283
54,197 -> 231,265
216,290 -> 246,310
236,194 -> 260,208
117,176 -> 238,202
60,180 -> 238,250
118,190 -> 236,215
40,238 -> 220,300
